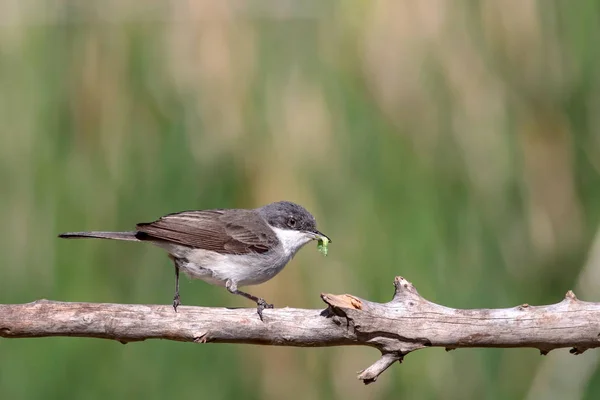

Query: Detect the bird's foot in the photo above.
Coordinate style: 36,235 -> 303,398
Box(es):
173,293 -> 181,313
256,298 -> 274,321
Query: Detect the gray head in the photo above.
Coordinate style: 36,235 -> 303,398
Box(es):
258,201 -> 330,241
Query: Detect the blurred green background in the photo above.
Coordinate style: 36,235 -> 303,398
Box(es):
2,1 -> 600,399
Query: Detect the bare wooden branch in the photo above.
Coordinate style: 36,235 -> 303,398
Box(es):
2,276 -> 600,384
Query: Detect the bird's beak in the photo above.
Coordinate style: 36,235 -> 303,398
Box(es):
312,230 -> 331,243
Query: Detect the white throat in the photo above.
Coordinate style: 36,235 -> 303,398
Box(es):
271,227 -> 314,257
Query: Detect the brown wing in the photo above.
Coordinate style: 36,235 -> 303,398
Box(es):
135,209 -> 279,254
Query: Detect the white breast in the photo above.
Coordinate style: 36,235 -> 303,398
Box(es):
151,227 -> 314,288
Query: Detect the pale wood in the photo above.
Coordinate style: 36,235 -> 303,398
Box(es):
1,277 -> 599,384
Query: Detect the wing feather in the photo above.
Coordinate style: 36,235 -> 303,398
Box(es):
136,209 -> 278,254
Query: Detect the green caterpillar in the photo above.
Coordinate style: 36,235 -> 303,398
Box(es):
317,237 -> 329,256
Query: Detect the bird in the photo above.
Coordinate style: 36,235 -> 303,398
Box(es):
58,201 -> 330,320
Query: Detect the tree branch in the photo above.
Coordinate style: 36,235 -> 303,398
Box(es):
2,276 -> 600,384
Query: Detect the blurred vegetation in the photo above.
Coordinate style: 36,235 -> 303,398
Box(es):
2,1 -> 600,399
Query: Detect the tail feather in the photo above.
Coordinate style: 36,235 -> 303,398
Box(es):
58,231 -> 140,241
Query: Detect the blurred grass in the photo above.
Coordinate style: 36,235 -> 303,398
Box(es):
2,1 -> 600,399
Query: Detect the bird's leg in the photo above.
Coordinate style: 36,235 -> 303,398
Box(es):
225,279 -> 273,321
169,255 -> 181,312
173,264 -> 181,312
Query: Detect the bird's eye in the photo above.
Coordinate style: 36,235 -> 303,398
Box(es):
288,217 -> 297,228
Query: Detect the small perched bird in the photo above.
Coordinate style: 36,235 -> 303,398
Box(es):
59,201 -> 330,320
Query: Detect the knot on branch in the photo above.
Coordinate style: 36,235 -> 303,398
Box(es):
564,290 -> 578,302
320,293 -> 362,310
321,277 -> 425,315
391,276 -> 424,305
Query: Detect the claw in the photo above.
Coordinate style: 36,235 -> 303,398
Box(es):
256,298 -> 274,321
173,294 -> 181,313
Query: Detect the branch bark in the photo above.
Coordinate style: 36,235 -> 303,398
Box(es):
1,276 -> 600,384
